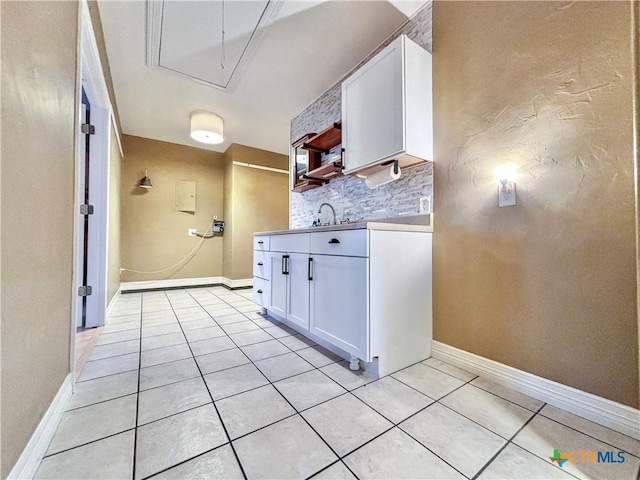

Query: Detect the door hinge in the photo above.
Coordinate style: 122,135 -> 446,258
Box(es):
81,123 -> 95,135
80,204 -> 94,215
77,285 -> 93,297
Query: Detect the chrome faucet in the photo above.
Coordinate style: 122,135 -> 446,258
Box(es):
318,203 -> 337,225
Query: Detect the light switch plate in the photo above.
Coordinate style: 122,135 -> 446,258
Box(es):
498,183 -> 516,207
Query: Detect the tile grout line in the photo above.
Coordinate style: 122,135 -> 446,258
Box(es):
141,443 -> 232,480
131,293 -> 143,480
457,380 -> 543,414
164,291 -> 249,480
65,390 -> 138,413
389,359 -> 473,401
196,290 -> 414,479
94,288 -> 620,480
469,402 -> 548,480
186,290 -> 357,480
339,373 -> 479,479
76,366 -> 140,384
76,292 -> 465,474
533,412 -> 640,458
212,296 -> 437,479
41,428 -> 137,460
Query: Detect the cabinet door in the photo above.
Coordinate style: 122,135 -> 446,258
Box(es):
342,36 -> 404,173
286,253 -> 310,330
269,253 -> 287,318
309,255 -> 368,359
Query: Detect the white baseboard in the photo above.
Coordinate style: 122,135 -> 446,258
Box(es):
223,277 -> 253,288
432,341 -> 640,440
8,374 -> 73,480
120,276 -> 252,292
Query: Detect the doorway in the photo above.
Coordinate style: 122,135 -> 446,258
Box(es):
79,88 -> 91,328
72,1 -> 113,377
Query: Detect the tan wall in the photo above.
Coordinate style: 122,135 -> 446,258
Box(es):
120,136 -> 225,282
432,1 -> 638,407
107,126 -> 122,303
223,144 -> 289,279
0,1 -> 78,476
222,146 -> 235,279
634,1 -> 640,405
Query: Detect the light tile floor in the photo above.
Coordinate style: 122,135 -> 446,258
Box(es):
36,287 -> 640,480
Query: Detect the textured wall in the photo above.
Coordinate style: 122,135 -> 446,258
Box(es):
433,1 -> 638,407
120,135 -> 225,282
289,3 -> 433,228
0,1 -> 78,476
223,145 -> 289,279
107,126 -> 122,304
222,147 -> 234,279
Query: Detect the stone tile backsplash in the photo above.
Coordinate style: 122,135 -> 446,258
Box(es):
290,2 -> 433,229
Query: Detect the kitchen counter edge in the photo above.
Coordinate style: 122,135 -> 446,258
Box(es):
254,221 -> 432,236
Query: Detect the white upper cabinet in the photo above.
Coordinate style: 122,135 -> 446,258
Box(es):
341,35 -> 432,175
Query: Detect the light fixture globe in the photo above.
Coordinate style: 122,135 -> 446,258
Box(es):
190,111 -> 224,144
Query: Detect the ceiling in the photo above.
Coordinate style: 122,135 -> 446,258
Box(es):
98,0 -> 428,155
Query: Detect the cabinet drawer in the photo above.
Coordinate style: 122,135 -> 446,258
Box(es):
252,277 -> 270,308
270,233 -> 309,253
254,236 -> 270,251
310,230 -> 368,257
253,251 -> 270,280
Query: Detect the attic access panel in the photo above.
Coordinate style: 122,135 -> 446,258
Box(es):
147,0 -> 283,91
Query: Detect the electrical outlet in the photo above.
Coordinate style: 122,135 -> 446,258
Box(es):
419,196 -> 431,213
188,228 -> 197,236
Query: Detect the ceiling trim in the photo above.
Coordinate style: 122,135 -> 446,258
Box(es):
145,0 -> 284,93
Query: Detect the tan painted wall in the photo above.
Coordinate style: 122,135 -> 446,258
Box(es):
223,144 -> 289,280
222,146 -> 235,279
432,1 -> 638,407
107,126 -> 122,303
633,0 -> 640,408
120,136 -> 225,282
0,1 -> 78,476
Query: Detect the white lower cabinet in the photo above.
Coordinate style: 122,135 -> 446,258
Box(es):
268,252 -> 287,317
254,227 -> 431,377
268,252 -> 310,330
252,277 -> 270,307
309,255 -> 368,359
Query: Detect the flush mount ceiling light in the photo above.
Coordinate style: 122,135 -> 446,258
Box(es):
190,111 -> 224,144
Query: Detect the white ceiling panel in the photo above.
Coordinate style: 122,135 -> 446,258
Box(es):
149,1 -> 281,90
98,0 -> 425,155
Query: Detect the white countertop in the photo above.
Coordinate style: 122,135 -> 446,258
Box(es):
255,214 -> 432,235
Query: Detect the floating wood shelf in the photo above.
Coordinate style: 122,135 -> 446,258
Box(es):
303,121 -> 342,154
292,179 -> 323,193
303,159 -> 343,183
292,122 -> 343,192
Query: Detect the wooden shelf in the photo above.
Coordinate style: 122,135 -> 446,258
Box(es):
303,121 -> 342,154
304,159 -> 343,183
292,179 -> 323,193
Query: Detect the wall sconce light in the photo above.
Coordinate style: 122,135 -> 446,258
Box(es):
139,170 -> 153,189
494,164 -> 516,207
190,111 -> 224,145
